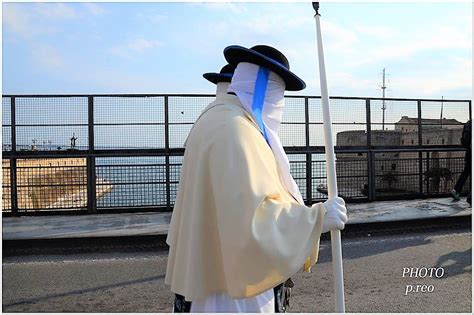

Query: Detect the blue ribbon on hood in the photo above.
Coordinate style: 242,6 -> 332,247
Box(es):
251,67 -> 270,144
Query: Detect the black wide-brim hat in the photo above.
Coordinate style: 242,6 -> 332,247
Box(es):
203,63 -> 236,84
223,45 -> 306,91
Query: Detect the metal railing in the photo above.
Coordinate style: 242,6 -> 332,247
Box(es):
2,94 -> 471,216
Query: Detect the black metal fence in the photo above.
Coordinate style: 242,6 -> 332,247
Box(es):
2,94 -> 471,216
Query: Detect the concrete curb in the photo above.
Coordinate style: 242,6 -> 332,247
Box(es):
3,214 -> 471,257
2,197 -> 471,241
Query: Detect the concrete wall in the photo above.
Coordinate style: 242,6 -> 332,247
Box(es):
2,158 -> 112,211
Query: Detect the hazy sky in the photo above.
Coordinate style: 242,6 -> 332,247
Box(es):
2,1 -> 472,99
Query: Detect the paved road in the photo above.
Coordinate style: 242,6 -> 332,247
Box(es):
2,229 -> 471,313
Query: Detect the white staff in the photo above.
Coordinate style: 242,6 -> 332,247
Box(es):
312,2 -> 346,312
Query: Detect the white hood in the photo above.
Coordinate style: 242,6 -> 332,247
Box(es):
228,62 -> 304,205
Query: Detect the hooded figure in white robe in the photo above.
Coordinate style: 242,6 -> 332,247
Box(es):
166,45 -> 347,313
203,63 -> 236,99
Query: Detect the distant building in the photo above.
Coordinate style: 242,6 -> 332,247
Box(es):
335,117 -> 465,196
395,116 -> 463,133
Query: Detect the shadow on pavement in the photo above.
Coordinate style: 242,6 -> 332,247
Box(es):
2,274 -> 165,310
435,248 -> 472,278
317,235 -> 433,263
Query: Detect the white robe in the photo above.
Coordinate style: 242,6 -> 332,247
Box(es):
165,94 -> 325,308
190,287 -> 275,313
187,81 -> 277,312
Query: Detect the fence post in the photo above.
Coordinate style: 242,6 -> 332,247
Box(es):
417,100 -> 423,196
469,100 -> 472,121
164,96 -> 171,211
426,151 -> 430,196
305,97 -> 312,205
10,97 -> 18,216
366,99 -> 375,201
87,96 -> 97,214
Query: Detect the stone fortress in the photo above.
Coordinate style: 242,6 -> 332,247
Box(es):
335,116 -> 466,196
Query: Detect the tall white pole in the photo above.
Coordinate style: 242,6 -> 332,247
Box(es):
312,2 -> 345,313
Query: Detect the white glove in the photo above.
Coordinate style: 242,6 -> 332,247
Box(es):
321,197 -> 348,233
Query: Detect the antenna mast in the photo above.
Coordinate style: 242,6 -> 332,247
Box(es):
440,96 -> 444,128
380,68 -> 388,130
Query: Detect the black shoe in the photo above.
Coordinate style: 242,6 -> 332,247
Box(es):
451,189 -> 461,201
